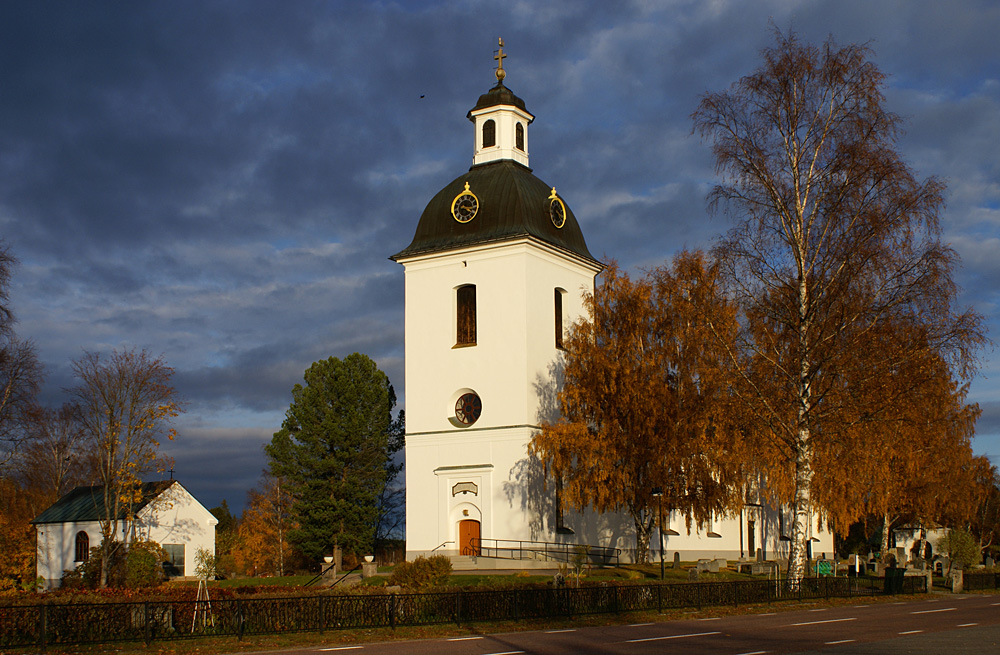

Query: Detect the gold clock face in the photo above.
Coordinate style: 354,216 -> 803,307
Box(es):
549,195 -> 566,229
451,182 -> 479,223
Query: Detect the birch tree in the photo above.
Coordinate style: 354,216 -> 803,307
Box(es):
531,253 -> 743,562
693,31 -> 984,582
71,348 -> 180,587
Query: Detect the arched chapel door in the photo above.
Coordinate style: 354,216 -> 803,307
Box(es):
459,519 -> 481,556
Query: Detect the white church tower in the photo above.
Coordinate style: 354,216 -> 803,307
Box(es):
392,41 -> 603,561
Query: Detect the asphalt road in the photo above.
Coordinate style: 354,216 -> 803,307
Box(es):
244,593 -> 1000,655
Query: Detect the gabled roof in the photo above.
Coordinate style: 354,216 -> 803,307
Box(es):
31,480 -> 175,525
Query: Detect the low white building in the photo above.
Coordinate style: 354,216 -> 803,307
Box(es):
32,480 -> 217,590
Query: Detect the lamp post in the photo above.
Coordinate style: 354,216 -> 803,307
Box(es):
651,487 -> 664,580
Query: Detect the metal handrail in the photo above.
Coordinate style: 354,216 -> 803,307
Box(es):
431,541 -> 455,552
468,538 -> 620,566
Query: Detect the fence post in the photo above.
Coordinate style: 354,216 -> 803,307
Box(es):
456,590 -> 462,626
614,585 -> 620,614
144,601 -> 151,645
825,576 -> 829,600
696,583 -> 702,610
389,594 -> 396,630
319,596 -> 325,634
37,603 -> 47,652
236,598 -> 244,641
657,583 -> 662,614
734,582 -> 739,607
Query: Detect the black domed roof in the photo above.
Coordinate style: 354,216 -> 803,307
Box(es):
392,160 -> 595,262
466,82 -> 531,121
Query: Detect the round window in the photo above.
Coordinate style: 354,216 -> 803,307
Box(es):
455,392 -> 482,425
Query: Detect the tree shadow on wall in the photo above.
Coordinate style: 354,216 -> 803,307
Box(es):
500,360 -> 631,557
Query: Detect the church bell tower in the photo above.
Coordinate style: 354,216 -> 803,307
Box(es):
392,40 -> 602,561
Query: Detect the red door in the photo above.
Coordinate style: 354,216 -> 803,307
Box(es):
459,519 -> 481,556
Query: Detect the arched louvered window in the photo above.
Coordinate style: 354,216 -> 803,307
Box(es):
554,288 -> 566,349
482,120 -> 496,148
515,122 -> 524,151
457,285 -> 477,346
75,531 -> 90,562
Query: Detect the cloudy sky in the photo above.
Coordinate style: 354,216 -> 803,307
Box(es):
2,1 -> 997,513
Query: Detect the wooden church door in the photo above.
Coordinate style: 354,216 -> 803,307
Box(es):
459,519 -> 481,556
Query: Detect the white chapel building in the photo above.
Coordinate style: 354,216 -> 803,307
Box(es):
392,46 -> 833,566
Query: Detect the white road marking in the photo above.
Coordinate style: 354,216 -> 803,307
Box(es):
757,612 -> 777,616
826,639 -> 855,645
958,623 -> 979,627
699,617 -> 721,621
545,629 -> 576,633
787,617 -> 857,627
734,651 -> 768,655
629,622 -> 655,627
809,608 -> 828,612
911,607 -> 956,615
991,602 -> 1000,607
852,605 -> 869,608
899,630 -> 923,635
319,648 -> 362,652
626,631 -> 721,643
484,651 -> 524,655
447,636 -> 483,641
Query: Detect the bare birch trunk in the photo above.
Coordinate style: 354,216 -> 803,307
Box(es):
881,513 -> 893,560
633,512 -> 652,564
788,273 -> 813,585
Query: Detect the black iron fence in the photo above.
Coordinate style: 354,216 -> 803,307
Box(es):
0,575 -> 926,651
964,571 -> 1000,591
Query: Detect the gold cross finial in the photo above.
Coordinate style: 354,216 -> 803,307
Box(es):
494,37 -> 506,83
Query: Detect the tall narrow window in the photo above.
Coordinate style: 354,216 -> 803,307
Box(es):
75,531 -> 89,562
515,122 -> 524,150
482,119 -> 496,148
554,288 -> 565,349
457,285 -> 477,346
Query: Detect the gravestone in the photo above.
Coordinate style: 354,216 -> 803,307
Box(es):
986,556 -> 994,568
688,568 -> 700,581
756,548 -> 763,563
672,551 -> 681,569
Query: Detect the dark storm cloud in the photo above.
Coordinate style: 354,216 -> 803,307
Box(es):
2,1 -> 998,511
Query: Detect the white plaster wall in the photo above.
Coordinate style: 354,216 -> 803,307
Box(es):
400,239 -> 598,556
135,482 -> 217,578
35,520 -> 103,590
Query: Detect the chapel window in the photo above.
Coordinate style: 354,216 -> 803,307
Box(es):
554,288 -> 566,349
162,544 -> 185,577
457,285 -> 477,346
515,122 -> 524,151
482,119 -> 496,148
75,531 -> 89,562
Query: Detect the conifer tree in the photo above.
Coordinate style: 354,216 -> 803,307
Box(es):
266,353 -> 402,561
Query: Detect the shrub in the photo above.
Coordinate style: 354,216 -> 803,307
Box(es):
936,528 -> 979,571
194,547 -> 218,580
387,555 -> 452,588
126,540 -> 167,588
